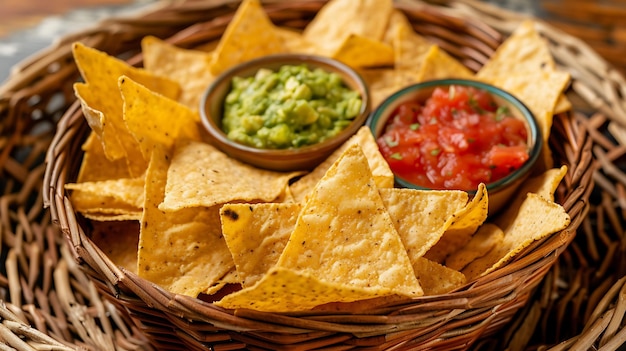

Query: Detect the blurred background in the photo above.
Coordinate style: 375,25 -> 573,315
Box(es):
1,0 -> 625,82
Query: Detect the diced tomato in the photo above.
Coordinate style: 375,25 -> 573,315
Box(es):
377,85 -> 530,191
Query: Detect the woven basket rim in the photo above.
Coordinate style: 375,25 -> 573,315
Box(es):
39,0 -> 598,348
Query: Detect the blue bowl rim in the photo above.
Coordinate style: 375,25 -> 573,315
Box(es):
366,78 -> 543,195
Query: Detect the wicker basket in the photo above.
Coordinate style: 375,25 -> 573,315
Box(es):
1,0 -> 624,350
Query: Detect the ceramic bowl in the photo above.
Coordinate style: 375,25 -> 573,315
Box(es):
200,54 -> 370,172
367,79 -> 543,214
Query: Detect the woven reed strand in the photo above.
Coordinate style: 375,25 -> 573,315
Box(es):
0,0 -> 622,350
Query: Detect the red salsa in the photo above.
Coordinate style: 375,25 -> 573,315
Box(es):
377,85 -> 529,191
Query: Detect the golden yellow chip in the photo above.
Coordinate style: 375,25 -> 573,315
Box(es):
161,140 -> 302,211
332,34 -> 394,68
477,20 -> 556,79
275,27 -> 318,54
277,144 -> 422,298
141,36 -> 215,110
76,132 -> 130,183
357,68 -> 403,108
462,193 -> 570,280
217,144 -> 422,312
495,166 -> 568,230
91,221 -> 140,274
210,0 -> 288,75
220,202 -> 301,287
303,0 -> 393,55
66,176 -> 145,210
392,15 -> 432,77
413,257 -> 466,295
119,75 -> 200,160
414,45 -> 474,82
445,223 -> 504,271
425,183 -> 489,263
137,145 -> 234,297
82,211 -> 142,222
72,42 -> 180,177
379,188 -> 468,264
289,126 -> 393,202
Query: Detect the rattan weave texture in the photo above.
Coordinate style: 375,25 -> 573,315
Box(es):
0,0 -> 624,350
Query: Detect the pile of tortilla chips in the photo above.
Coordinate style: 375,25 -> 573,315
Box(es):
67,0 -> 571,312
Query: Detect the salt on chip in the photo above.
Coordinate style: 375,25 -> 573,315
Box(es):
303,0 -> 393,55
290,126 -> 393,203
413,257 -> 466,295
462,193 -> 570,280
119,76 -> 200,160
210,0 -> 288,75
141,36 -> 215,110
220,203 -> 301,287
161,140 -> 302,211
425,183 -> 489,263
332,34 -> 394,68
137,145 -> 234,297
379,188 -> 468,264
445,223 -> 504,271
72,42 -> 180,177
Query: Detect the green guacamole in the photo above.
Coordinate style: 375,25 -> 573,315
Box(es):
221,64 -> 362,149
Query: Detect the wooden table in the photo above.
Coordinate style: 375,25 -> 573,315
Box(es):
0,0 -> 135,37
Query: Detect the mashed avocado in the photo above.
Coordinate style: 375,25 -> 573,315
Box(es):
221,64 -> 362,149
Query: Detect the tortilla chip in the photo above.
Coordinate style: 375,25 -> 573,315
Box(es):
119,76 -> 200,160
72,42 -> 180,176
217,144 -> 422,311
210,0 -> 288,74
303,0 -> 393,55
357,68 -> 402,107
415,45 -> 474,82
275,27 -> 318,54
379,188 -> 468,264
220,202 -> 301,287
290,126 -> 393,202
91,221 -> 140,274
76,132 -> 130,182
424,183 -> 489,263
462,193 -> 570,280
161,140 -> 302,211
477,20 -> 556,79
66,177 -> 145,210
445,223 -> 504,271
141,36 -> 215,110
391,9 -> 431,68
83,212 -> 142,222
137,145 -> 234,297
413,257 -> 466,295
495,166 -> 568,230
553,94 -> 572,114
332,34 -> 394,68
277,144 -> 422,297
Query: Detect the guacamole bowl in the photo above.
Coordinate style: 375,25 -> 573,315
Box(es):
366,79 -> 542,214
200,54 -> 371,172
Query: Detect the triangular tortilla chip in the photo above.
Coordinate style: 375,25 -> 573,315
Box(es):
290,126 -> 393,202
141,36 -> 215,110
161,140 -> 302,211
137,145 -> 234,297
210,0 -> 288,74
119,76 -> 200,160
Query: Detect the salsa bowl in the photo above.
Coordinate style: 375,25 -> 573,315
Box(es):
367,79 -> 542,214
200,54 -> 370,172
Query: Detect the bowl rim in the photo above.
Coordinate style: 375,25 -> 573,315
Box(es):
199,53 -> 371,160
366,78 -> 543,195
